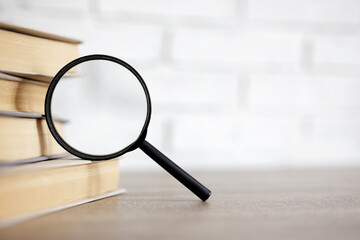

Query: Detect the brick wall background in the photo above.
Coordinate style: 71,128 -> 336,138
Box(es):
1,0 -> 360,170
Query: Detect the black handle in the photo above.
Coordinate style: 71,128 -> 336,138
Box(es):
139,140 -> 211,201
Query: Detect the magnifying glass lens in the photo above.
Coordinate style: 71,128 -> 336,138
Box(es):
51,60 -> 147,155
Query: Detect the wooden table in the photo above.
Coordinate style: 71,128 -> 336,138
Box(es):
1,169 -> 360,240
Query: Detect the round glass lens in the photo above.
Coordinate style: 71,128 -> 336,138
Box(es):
50,59 -> 148,155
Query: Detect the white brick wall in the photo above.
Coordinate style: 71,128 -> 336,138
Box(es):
20,0 -> 89,12
248,0 -> 360,24
98,0 -> 237,18
172,28 -> 303,66
0,0 -> 360,170
313,36 -> 360,65
249,75 -> 360,113
81,22 -> 163,63
142,67 -> 239,109
299,117 -> 360,164
173,114 -> 239,151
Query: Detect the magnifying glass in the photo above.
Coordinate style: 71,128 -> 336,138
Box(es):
44,54 -> 211,201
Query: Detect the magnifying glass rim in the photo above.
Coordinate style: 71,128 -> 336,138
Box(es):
45,54 -> 152,160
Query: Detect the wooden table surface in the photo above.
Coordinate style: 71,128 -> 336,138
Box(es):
0,169 -> 360,240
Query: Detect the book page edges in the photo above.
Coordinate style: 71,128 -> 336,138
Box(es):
0,21 -> 82,44
0,158 -> 122,175
0,68 -> 80,83
0,189 -> 125,229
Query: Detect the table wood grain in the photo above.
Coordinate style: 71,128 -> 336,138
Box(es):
1,169 -> 360,240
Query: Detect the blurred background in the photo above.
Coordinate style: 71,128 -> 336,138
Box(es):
0,0 -> 359,170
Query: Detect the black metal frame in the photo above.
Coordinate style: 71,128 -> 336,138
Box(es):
45,54 -> 211,201
45,54 -> 150,160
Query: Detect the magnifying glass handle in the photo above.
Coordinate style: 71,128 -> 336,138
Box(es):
140,140 -> 211,201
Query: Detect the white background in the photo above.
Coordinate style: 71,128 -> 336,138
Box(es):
1,0 -> 360,171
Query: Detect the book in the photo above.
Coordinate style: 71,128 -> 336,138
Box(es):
0,73 -> 47,114
0,22 -> 122,229
0,112 -> 65,162
0,22 -> 81,82
0,158 -> 123,228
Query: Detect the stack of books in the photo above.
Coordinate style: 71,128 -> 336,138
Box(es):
0,22 -> 123,227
